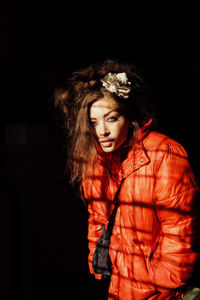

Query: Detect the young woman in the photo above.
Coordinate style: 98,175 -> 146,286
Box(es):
54,59 -> 200,299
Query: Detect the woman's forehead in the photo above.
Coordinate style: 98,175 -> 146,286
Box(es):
90,97 -> 119,115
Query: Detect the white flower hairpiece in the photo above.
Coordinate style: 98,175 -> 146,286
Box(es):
100,72 -> 132,99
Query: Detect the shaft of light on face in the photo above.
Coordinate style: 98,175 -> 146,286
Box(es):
97,120 -> 110,137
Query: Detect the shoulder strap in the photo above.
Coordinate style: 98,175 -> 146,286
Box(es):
107,179 -> 124,238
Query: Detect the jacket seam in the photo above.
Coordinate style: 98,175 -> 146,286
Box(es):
153,186 -> 198,205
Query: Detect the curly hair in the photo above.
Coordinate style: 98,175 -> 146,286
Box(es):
54,59 -> 156,183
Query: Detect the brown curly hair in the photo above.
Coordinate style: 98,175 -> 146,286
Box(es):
54,59 -> 155,183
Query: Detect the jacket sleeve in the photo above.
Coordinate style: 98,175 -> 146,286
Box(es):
87,202 -> 103,279
81,183 -> 104,280
150,141 -> 200,293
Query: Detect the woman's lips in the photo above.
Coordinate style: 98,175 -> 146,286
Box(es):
100,140 -> 113,147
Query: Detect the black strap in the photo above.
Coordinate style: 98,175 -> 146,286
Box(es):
107,179 -> 124,238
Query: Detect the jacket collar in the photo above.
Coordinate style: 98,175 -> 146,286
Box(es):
120,139 -> 150,178
120,118 -> 153,177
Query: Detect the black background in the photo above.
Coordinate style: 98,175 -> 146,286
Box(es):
0,1 -> 200,299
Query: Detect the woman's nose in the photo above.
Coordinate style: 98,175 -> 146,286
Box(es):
98,122 -> 110,137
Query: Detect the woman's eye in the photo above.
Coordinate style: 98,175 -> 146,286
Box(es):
107,116 -> 118,122
90,121 -> 97,127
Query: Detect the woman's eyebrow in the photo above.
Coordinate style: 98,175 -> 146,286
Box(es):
90,110 -> 119,120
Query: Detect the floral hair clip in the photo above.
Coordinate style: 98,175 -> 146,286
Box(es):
100,72 -> 132,99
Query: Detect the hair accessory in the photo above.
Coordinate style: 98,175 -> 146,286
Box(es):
100,72 -> 131,99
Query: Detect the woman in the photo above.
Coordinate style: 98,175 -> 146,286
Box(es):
55,59 -> 200,299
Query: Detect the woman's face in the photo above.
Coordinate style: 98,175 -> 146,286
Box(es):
90,97 -> 129,153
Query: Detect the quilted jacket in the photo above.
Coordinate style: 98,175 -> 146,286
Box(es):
82,126 -> 200,299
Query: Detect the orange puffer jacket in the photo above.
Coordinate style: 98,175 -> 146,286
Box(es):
82,129 -> 200,300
